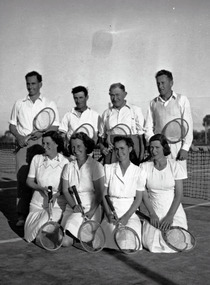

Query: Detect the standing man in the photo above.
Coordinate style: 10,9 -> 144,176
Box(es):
98,83 -> 145,165
59,86 -> 100,144
9,71 -> 59,226
144,69 -> 193,169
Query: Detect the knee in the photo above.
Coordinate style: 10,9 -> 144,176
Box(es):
62,234 -> 74,247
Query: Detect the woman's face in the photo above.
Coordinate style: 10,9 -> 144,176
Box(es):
115,140 -> 132,163
71,138 -> 87,160
149,140 -> 164,159
42,136 -> 58,157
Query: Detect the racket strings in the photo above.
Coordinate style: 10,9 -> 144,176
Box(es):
108,124 -> 131,136
39,223 -> 63,250
79,221 -> 105,252
115,227 -> 140,252
34,109 -> 55,131
74,124 -> 95,139
162,119 -> 189,143
164,228 -> 194,251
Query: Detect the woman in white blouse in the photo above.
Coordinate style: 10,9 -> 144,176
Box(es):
24,131 -> 69,242
140,134 -> 188,252
61,132 -> 104,247
101,136 -> 144,250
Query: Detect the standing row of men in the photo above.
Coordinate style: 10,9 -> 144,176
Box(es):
9,70 -> 193,226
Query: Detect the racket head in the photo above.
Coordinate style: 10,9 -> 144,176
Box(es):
38,221 -> 64,251
162,118 -> 189,144
114,225 -> 141,254
78,220 -> 105,253
162,226 -> 196,252
73,123 -> 95,139
108,124 -> 132,136
33,107 -> 56,132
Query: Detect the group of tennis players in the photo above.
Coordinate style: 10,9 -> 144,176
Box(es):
9,69 -> 193,253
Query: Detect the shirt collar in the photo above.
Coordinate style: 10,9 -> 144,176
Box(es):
110,101 -> 131,111
156,91 -> 177,103
71,107 -> 90,115
23,93 -> 43,102
43,153 -> 60,162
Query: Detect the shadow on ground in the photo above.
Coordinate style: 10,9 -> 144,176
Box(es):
0,179 -> 24,238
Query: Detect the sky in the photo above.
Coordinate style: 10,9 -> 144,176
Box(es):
1,0 -> 210,135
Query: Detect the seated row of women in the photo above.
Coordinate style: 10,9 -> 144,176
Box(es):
24,131 -> 188,253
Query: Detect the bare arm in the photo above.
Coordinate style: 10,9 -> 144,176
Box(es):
159,179 -> 183,231
85,176 -> 105,219
9,124 -> 26,147
142,191 -> 160,228
26,177 -> 48,195
62,178 -> 80,212
119,191 -> 143,226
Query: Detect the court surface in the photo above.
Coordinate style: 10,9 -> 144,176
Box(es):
0,173 -> 210,285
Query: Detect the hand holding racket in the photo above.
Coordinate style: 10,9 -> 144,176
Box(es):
72,185 -> 105,253
38,186 -> 64,251
15,107 -> 55,153
162,117 -> 189,144
105,195 -> 141,254
136,210 -> 196,252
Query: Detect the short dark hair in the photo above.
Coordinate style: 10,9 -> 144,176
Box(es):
109,83 -> 125,92
72,86 -> 88,97
42,131 -> 64,153
25,71 -> 42,83
155,70 -> 173,81
113,136 -> 134,149
149,134 -> 171,156
69,132 -> 95,155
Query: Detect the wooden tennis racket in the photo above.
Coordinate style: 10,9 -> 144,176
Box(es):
136,210 -> 196,252
161,117 -> 189,144
72,185 -> 105,253
38,186 -> 64,251
15,107 -> 55,153
105,195 -> 141,254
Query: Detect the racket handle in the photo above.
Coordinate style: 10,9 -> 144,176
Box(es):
72,185 -> 82,205
47,186 -> 53,202
105,195 -> 115,212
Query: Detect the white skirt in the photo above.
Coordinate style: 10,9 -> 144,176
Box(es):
101,197 -> 142,250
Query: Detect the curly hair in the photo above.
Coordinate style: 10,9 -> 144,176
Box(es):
69,132 -> 95,155
149,134 -> 171,156
42,131 -> 64,153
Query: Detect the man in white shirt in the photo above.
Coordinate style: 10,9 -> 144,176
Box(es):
9,71 -> 59,226
144,69 -> 193,168
59,86 -> 100,145
98,82 -> 145,165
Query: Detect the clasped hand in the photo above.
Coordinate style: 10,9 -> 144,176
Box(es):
150,213 -> 173,231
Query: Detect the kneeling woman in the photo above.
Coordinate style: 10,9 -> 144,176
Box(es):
61,132 -> 104,247
140,134 -> 188,253
24,131 -> 69,243
101,136 -> 144,251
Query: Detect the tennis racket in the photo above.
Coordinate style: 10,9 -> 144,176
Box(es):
15,107 -> 56,153
98,123 -> 132,162
161,118 -> 189,144
136,210 -> 196,252
72,185 -> 105,253
38,186 -> 64,251
73,123 -> 95,140
105,195 -> 141,254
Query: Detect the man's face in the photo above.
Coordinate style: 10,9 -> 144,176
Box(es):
26,76 -> 42,97
73,91 -> 88,111
156,75 -> 173,99
109,87 -> 127,109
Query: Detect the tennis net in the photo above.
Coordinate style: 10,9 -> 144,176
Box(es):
0,143 -> 210,200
